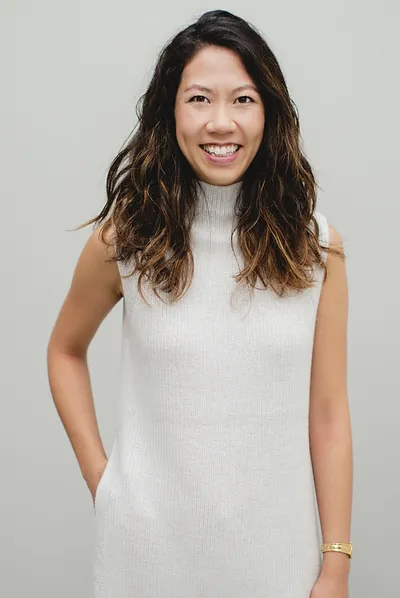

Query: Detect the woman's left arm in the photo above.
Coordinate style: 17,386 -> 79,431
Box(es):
309,224 -> 353,583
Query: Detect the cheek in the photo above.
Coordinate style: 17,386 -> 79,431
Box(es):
245,128 -> 264,151
177,118 -> 202,146
175,106 -> 186,136
243,111 -> 264,138
176,102 -> 204,129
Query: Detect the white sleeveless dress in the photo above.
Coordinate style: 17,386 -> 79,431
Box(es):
91,180 -> 329,597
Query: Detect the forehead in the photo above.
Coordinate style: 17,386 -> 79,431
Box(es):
179,46 -> 256,90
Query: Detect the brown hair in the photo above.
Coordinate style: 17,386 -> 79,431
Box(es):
77,9 -> 344,304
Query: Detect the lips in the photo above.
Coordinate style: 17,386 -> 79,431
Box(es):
200,145 -> 242,164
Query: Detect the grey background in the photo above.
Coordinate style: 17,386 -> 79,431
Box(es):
4,1 -> 399,596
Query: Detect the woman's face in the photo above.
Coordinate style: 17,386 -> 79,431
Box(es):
174,45 -> 265,186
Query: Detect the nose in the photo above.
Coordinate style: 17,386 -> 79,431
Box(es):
205,105 -> 236,134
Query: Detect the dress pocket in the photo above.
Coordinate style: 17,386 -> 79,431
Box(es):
93,441 -> 117,514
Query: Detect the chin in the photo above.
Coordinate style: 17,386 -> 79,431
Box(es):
204,168 -> 244,180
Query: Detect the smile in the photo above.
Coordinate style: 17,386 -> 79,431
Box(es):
199,144 -> 243,165
200,144 -> 241,156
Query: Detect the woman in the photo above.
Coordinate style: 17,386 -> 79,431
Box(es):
47,9 -> 353,598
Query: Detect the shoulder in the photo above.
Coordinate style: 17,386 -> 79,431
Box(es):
314,211 -> 342,246
319,219 -> 347,294
328,223 -> 343,248
86,221 -> 124,297
313,211 -> 344,269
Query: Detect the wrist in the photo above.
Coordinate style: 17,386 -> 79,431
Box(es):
81,454 -> 108,483
321,551 -> 351,579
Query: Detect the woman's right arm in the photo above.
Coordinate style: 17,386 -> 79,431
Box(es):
47,224 -> 124,501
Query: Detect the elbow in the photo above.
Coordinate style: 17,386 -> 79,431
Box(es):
309,395 -> 351,427
47,332 -> 88,362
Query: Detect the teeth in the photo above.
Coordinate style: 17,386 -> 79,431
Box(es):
202,144 -> 240,156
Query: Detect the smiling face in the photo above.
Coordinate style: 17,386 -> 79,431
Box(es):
174,45 -> 265,186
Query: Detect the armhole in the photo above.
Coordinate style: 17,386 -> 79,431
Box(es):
116,260 -> 128,297
314,211 -> 330,264
116,257 -> 137,298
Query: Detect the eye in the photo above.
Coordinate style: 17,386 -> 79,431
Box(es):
188,95 -> 209,103
236,95 -> 255,104
188,95 -> 255,104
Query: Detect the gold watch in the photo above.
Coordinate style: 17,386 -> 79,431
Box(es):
321,542 -> 352,559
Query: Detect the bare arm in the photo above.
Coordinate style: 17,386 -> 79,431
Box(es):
309,224 -> 353,581
47,224 -> 123,499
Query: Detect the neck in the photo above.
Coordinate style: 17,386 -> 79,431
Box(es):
195,180 -> 243,226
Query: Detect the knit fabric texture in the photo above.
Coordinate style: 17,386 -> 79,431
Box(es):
91,180 -> 329,597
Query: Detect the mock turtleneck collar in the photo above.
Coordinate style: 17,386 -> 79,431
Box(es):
195,179 -> 243,224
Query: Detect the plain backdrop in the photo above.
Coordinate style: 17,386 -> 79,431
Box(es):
4,1 -> 399,596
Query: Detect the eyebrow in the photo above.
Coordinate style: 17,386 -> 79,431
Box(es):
183,84 -> 259,94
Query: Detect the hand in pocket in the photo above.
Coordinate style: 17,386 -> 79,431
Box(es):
87,458 -> 109,506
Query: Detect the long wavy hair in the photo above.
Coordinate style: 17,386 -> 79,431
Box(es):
77,9 -> 344,305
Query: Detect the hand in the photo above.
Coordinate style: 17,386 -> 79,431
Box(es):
86,458 -> 108,506
310,574 -> 349,598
